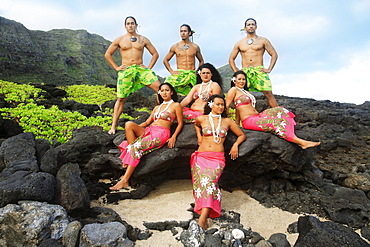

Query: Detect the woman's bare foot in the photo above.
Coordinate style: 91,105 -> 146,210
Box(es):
108,127 -> 117,135
109,178 -> 129,190
300,141 -> 321,149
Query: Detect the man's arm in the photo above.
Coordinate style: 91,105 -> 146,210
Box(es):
144,38 -> 159,69
196,46 -> 204,67
228,42 -> 240,72
262,39 -> 278,73
104,38 -> 120,71
163,45 -> 176,74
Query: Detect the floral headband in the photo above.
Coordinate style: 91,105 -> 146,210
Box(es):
208,101 -> 214,108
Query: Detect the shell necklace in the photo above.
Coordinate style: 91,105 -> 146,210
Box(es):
199,80 -> 212,101
236,87 -> 256,108
208,113 -> 222,144
246,36 -> 257,45
154,100 -> 173,121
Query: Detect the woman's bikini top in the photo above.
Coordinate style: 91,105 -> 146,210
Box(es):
193,82 -> 213,101
234,94 -> 252,108
193,91 -> 212,101
202,126 -> 228,138
153,111 -> 175,122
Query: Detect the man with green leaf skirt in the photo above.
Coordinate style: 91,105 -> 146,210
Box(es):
163,24 -> 204,95
105,16 -> 161,134
229,18 -> 278,108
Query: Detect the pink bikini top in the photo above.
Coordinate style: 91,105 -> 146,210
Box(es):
153,111 -> 175,122
234,94 -> 252,108
202,126 -> 228,138
193,91 -> 212,101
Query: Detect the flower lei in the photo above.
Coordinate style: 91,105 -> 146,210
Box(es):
198,80 -> 212,101
154,100 -> 173,121
236,87 -> 256,108
208,112 -> 222,144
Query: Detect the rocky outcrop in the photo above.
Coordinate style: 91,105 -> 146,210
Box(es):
294,215 -> 370,246
0,133 -> 55,207
79,222 -> 133,247
0,201 -> 70,246
0,91 -> 369,245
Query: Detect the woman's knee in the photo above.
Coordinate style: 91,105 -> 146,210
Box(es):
124,121 -> 135,129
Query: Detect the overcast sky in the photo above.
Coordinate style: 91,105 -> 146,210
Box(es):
1,0 -> 370,104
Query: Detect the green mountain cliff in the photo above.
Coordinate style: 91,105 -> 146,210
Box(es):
0,16 -> 121,85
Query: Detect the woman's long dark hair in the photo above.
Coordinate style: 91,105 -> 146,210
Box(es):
231,70 -> 249,90
204,94 -> 228,118
158,83 -> 178,103
196,63 -> 223,90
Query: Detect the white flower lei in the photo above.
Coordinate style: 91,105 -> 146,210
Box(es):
208,113 -> 222,144
198,80 -> 212,101
154,99 -> 173,121
236,87 -> 256,108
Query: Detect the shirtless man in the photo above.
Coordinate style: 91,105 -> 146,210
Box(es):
163,24 -> 204,95
105,16 -> 161,134
229,18 -> 278,108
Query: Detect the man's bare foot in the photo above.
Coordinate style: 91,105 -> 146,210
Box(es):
108,127 -> 117,135
109,179 -> 129,190
300,141 -> 321,149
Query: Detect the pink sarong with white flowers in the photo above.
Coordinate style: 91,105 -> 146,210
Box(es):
119,125 -> 170,167
190,151 -> 225,218
182,107 -> 203,124
242,106 -> 296,141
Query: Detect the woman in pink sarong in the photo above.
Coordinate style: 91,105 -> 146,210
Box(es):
226,70 -> 320,149
180,63 -> 223,123
110,83 -> 183,190
191,94 -> 246,229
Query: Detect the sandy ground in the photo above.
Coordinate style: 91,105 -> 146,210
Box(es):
91,179 -> 305,246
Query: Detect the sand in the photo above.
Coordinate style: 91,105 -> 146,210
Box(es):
91,179 -> 304,246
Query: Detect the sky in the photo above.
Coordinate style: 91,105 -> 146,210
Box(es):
1,0 -> 370,105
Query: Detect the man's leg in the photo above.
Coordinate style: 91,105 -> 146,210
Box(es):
147,80 -> 160,92
262,91 -> 278,108
147,80 -> 161,104
108,97 -> 126,134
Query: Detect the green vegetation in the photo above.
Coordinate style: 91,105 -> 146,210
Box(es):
1,103 -> 112,143
228,108 -> 236,122
134,107 -> 151,113
0,81 -> 135,143
63,84 -> 116,105
0,80 -> 44,103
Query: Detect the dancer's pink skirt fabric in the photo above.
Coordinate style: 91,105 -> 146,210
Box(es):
242,106 -> 296,141
182,107 -> 203,124
190,151 -> 225,218
119,125 -> 170,167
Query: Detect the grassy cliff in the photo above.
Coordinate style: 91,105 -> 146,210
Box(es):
0,16 -> 120,86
